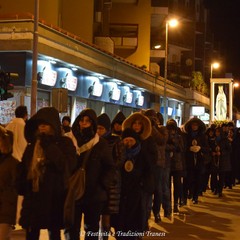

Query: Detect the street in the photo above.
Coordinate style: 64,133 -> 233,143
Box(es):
12,185 -> 240,240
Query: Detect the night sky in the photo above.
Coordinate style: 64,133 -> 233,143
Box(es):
204,0 -> 240,109
204,0 -> 240,78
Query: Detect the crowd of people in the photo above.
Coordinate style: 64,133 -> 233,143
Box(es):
1,105 -> 240,240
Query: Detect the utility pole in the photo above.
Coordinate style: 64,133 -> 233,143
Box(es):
31,0 -> 39,116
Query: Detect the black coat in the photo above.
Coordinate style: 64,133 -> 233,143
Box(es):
103,133 -> 125,214
18,107 -> 77,229
78,137 -> 115,204
166,132 -> 185,172
18,136 -> 77,229
0,153 -> 18,225
215,136 -> 232,172
118,143 -> 147,232
184,131 -> 209,172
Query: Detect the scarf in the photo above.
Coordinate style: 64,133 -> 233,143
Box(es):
75,126 -> 95,147
78,133 -> 99,155
191,131 -> 198,138
125,143 -> 141,160
27,139 -> 45,192
216,135 -> 221,143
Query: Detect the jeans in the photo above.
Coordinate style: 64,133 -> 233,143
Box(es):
152,167 -> 171,216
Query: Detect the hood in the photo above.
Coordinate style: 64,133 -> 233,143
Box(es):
144,108 -> 159,126
166,118 -> 178,130
122,112 -> 152,140
24,107 -> 61,143
111,111 -> 126,129
72,108 -> 97,138
183,117 -> 206,134
97,113 -> 111,131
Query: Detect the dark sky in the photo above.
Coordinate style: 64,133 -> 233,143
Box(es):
204,0 -> 240,109
204,0 -> 240,78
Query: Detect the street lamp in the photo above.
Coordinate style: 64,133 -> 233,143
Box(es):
163,18 -> 178,125
210,62 -> 220,79
233,82 -> 239,102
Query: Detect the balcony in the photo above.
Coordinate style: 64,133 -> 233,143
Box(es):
109,23 -> 138,57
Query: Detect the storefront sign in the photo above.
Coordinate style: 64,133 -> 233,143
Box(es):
123,92 -> 133,104
109,88 -> 121,101
135,95 -> 144,106
191,106 -> 205,116
40,69 -> 57,87
89,82 -> 103,97
64,75 -> 78,91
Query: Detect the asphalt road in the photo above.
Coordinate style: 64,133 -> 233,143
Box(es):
12,185 -> 240,240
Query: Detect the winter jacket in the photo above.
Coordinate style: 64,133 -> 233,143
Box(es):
154,125 -> 169,168
166,132 -> 185,172
69,109 -> 115,205
214,135 -> 232,172
102,132 -> 125,214
122,112 -> 156,194
183,117 -> 209,171
0,153 -> 18,225
17,107 -> 77,229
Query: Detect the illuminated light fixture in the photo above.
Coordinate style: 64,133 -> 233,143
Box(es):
112,78 -> 122,84
71,67 -> 78,71
93,73 -> 104,80
168,107 -> 173,116
88,82 -> 103,97
46,57 -> 57,64
210,62 -> 220,78
138,88 -> 145,92
154,44 -> 161,49
234,82 -> 239,88
169,18 -> 178,27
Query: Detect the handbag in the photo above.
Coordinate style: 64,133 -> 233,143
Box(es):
64,148 -> 92,227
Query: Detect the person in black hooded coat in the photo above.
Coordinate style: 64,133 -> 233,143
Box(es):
64,108 -> 115,240
183,117 -> 209,204
17,107 -> 77,240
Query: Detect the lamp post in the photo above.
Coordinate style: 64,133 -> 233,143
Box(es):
210,62 -> 220,122
31,0 -> 39,116
163,19 -> 178,125
233,82 -> 239,103
210,62 -> 220,79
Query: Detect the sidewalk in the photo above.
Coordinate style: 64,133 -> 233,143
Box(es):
146,185 -> 240,240
12,185 -> 240,240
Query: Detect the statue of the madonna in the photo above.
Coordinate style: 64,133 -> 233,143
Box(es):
215,85 -> 227,120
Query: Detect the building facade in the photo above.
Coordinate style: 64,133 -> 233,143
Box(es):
0,0 -> 215,125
